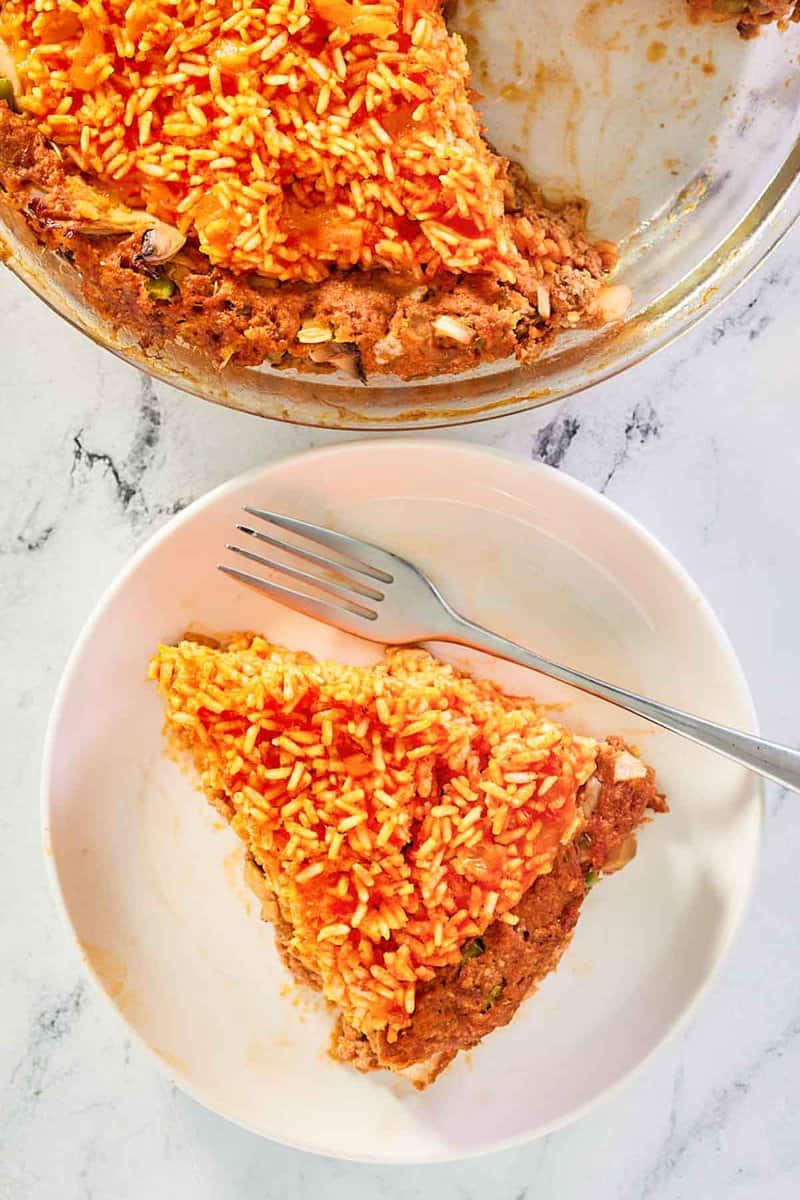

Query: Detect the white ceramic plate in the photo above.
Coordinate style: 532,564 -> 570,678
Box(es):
42,441 -> 761,1163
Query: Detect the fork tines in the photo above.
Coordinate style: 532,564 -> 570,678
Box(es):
219,507 -> 393,623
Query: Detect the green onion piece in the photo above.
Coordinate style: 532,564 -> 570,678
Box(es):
460,936 -> 486,963
145,274 -> 177,300
481,981 -> 504,1013
0,78 -> 15,107
584,869 -> 600,889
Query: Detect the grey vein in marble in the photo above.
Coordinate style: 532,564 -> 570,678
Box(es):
531,413 -> 581,469
597,400 -> 664,494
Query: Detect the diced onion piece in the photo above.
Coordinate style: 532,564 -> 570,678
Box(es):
536,285 -> 551,320
580,775 -> 602,817
0,38 -> 21,100
613,750 -> 648,782
297,323 -> 333,345
374,334 -> 403,362
595,284 -> 632,324
604,834 -> 637,874
432,315 -> 474,345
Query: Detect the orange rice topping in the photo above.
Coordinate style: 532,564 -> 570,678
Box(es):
2,0 -> 526,283
150,636 -> 598,1037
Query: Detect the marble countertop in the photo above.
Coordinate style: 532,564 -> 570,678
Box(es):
2,222 -> 799,1199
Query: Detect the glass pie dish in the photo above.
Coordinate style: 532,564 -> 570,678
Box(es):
1,0 -> 799,429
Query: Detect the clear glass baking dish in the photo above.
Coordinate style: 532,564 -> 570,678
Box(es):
2,0 -> 799,430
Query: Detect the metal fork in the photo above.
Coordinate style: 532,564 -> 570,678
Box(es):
220,507 -> 800,794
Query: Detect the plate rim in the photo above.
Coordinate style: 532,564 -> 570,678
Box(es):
40,438 -> 764,1164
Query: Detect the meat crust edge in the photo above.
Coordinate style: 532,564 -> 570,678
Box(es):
0,105 -> 616,382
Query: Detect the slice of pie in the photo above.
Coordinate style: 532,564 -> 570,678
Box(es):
150,634 -> 666,1087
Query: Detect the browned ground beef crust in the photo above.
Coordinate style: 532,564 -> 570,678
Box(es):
247,738 -> 665,1087
0,105 -> 613,382
689,0 -> 800,37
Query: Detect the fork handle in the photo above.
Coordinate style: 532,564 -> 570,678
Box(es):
443,614 -> 800,794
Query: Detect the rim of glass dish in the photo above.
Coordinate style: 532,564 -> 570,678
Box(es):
3,133 -> 800,431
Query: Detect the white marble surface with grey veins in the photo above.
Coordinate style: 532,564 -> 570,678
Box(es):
2,219 -> 800,1199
